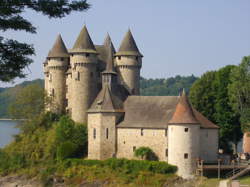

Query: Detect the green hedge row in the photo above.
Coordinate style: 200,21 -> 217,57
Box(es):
60,158 -> 177,175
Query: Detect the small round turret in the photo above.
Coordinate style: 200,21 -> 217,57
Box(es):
46,34 -> 69,114
115,30 -> 143,95
168,90 -> 200,179
69,25 -> 98,123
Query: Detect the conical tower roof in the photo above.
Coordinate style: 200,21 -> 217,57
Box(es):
69,25 -> 97,53
168,89 -> 199,124
47,34 -> 69,58
115,29 -> 143,57
103,35 -> 116,74
103,33 -> 116,54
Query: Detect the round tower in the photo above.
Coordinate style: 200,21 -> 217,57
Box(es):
69,25 -> 98,123
168,90 -> 200,179
115,30 -> 143,95
46,34 -> 69,114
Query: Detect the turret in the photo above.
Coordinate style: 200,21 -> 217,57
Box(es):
87,43 -> 124,159
68,25 -> 98,123
115,30 -> 143,95
167,90 -> 200,179
45,34 -> 69,114
102,35 -> 118,91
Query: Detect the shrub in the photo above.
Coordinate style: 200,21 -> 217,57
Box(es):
134,147 -> 158,160
56,141 -> 78,160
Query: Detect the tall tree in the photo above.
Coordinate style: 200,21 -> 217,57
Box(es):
0,0 -> 90,82
229,56 -> 250,132
213,65 -> 241,153
190,67 -> 242,153
189,71 -> 217,122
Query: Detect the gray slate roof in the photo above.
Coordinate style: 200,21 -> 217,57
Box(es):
88,85 -> 124,112
69,25 -> 97,53
115,30 -> 143,57
47,35 -> 69,58
117,96 -> 219,129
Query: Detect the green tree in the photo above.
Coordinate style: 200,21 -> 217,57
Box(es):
0,0 -> 89,82
8,83 -> 45,119
134,147 -> 158,161
190,67 -> 242,153
229,56 -> 250,132
213,65 -> 241,153
189,71 -> 217,122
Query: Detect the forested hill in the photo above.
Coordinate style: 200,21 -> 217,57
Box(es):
0,75 -> 198,118
0,79 -> 44,118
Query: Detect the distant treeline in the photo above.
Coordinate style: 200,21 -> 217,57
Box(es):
0,75 -> 198,118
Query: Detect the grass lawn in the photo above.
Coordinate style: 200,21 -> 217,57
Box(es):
198,178 -> 220,187
239,175 -> 250,185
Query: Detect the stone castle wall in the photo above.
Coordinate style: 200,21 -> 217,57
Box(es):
199,129 -> 218,163
116,56 -> 141,95
116,128 -> 168,161
70,53 -> 98,123
168,124 -> 200,179
46,58 -> 68,113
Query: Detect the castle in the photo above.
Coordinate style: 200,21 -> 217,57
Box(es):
44,25 -> 219,179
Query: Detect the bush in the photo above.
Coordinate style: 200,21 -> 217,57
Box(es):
56,141 -> 78,160
134,147 -> 158,160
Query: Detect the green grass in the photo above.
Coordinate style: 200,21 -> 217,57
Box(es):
239,175 -> 250,185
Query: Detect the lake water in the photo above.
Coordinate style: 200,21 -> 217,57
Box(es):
0,120 -> 19,148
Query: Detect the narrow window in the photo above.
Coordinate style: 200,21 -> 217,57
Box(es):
133,146 -> 136,152
184,153 -> 188,159
61,58 -> 64,61
106,128 -> 109,139
141,128 -> 144,136
165,129 -> 168,136
90,72 -> 93,77
76,72 -> 80,81
135,56 -> 138,60
118,56 -> 121,60
93,128 -> 96,139
65,99 -> 68,106
166,149 -> 168,157
49,73 -> 52,81
184,128 -> 189,132
86,53 -> 89,57
51,88 -> 55,97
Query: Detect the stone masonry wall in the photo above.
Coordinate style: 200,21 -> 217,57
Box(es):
116,128 -> 168,161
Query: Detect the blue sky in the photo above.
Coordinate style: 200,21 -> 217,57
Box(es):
1,0 -> 250,87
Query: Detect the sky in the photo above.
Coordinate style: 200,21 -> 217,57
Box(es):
1,0 -> 250,87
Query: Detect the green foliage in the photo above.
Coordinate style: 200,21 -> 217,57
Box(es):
229,56 -> 250,132
0,1 -> 90,82
56,141 -> 78,161
140,75 -> 198,96
189,66 -> 242,153
8,83 -> 45,119
0,79 -> 44,118
134,147 -> 158,160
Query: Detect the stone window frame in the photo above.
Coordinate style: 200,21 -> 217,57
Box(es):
93,128 -> 96,139
133,146 -> 136,152
184,153 -> 188,159
106,128 -> 109,139
140,128 -> 144,136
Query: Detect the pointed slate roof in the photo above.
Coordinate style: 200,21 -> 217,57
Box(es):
47,34 -> 69,58
103,35 -> 117,74
103,33 -> 116,54
168,90 -> 199,124
115,29 -> 143,57
88,85 -> 124,112
69,25 -> 97,53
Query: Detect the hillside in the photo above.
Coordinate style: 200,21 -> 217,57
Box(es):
0,75 -> 198,118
